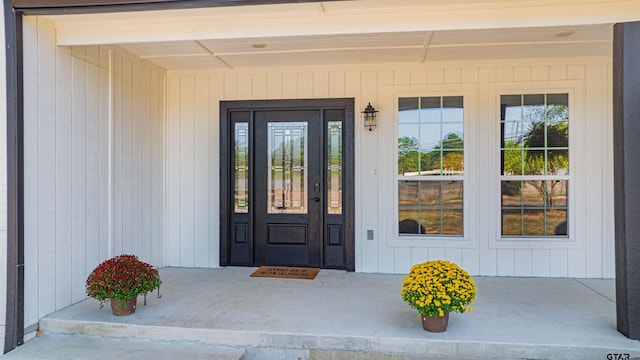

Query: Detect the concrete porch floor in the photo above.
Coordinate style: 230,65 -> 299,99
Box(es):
4,267 -> 640,359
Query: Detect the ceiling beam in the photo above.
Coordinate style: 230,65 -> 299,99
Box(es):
418,32 -> 433,64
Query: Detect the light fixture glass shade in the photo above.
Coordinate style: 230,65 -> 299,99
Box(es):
362,103 -> 378,131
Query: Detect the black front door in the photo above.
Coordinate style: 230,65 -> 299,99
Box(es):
253,110 -> 322,266
220,99 -> 354,270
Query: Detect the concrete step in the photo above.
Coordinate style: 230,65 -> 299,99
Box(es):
1,333 -> 246,360
37,317 -> 640,360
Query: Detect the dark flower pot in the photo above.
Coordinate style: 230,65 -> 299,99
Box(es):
110,297 -> 137,316
421,311 -> 449,332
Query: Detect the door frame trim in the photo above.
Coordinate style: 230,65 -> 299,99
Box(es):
220,98 -> 355,271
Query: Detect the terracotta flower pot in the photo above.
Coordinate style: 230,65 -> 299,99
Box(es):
110,297 -> 137,316
421,311 -> 449,332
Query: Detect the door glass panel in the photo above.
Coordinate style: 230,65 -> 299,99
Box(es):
328,121 -> 342,214
268,122 -> 308,214
234,122 -> 249,213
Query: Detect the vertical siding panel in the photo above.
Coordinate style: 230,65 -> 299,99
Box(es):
393,70 -> 410,85
531,66 -> 549,82
112,54 -> 124,255
532,250 -> 550,276
297,72 -> 313,98
549,65 -> 567,81
131,62 -> 143,258
603,63 -> 615,278
329,71 -> 345,98
445,248 -> 463,266
54,46 -> 72,310
84,54 -> 101,281
121,57 -> 134,254
496,249 -> 515,276
237,74 -> 251,100
140,65 -> 152,261
549,249 -> 568,277
313,71 -> 329,98
328,71 -> 345,97
410,70 -> 426,85
194,76 -> 210,267
428,248 -> 445,261
166,76 -> 181,266
377,70 -> 394,274
210,75 -> 224,267
427,69 -> 444,84
36,18 -> 58,319
251,73 -> 267,99
581,64 -> 607,278
282,73 -> 297,98
180,76 -> 196,267
34,21 -> 56,325
514,249 -> 532,277
266,73 -> 282,99
477,80 -> 496,275
461,68 -> 478,83
151,71 -> 165,266
22,16 -> 39,327
98,47 -> 110,261
394,248 -> 412,274
462,248 -> 480,275
496,67 -> 514,82
444,68 -> 461,84
513,66 -> 531,82
411,248 -> 429,266
223,74 -> 237,100
360,70 -> 379,273
71,47 -> 88,303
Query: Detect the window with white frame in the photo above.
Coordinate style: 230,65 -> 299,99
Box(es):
500,93 -> 569,237
397,96 -> 464,236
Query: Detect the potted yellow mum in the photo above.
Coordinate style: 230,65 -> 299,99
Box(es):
401,260 -> 476,332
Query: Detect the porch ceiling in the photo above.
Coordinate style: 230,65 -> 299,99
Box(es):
113,25 -> 613,70
36,0 -> 630,70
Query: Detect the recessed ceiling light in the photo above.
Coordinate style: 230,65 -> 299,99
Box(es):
555,30 -> 575,38
251,43 -> 267,49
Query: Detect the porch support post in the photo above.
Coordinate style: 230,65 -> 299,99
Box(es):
613,21 -> 640,341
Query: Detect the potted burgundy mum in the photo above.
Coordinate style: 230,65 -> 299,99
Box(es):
86,254 -> 161,316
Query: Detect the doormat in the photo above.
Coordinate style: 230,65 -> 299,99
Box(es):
250,266 -> 320,280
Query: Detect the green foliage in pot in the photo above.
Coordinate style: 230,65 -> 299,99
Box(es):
86,254 -> 161,309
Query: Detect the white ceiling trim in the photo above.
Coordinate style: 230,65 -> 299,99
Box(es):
47,0 -> 640,46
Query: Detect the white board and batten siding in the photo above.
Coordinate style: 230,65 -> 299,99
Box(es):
166,60 -> 615,279
22,17 -> 165,329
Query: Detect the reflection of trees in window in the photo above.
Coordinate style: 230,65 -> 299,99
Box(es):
397,96 -> 464,236
500,93 -> 569,237
398,133 -> 464,175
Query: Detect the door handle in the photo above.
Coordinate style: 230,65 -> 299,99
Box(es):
312,197 -> 320,203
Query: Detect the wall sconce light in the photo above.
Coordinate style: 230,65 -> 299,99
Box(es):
362,103 -> 378,131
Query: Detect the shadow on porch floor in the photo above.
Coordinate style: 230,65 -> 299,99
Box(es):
7,267 -> 640,359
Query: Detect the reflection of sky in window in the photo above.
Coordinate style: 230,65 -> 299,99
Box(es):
399,102 -> 463,151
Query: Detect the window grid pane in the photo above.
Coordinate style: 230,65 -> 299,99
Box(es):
399,180 -> 463,236
500,93 -> 569,238
398,96 -> 464,237
234,122 -> 249,213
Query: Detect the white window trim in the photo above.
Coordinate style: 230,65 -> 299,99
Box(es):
385,84 -> 477,248
487,81 -> 584,250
